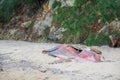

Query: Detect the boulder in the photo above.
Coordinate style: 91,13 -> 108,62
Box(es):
98,19 -> 120,34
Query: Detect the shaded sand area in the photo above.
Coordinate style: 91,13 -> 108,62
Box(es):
0,40 -> 120,80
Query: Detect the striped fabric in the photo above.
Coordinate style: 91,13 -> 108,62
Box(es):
43,45 -> 102,62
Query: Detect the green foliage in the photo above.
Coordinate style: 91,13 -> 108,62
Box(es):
0,0 -> 120,45
109,32 -> 120,39
25,20 -> 35,33
52,0 -> 120,45
84,34 -> 110,46
53,6 -> 87,43
24,0 -> 34,6
52,0 -> 61,9
0,0 -> 21,23
0,0 -> 37,24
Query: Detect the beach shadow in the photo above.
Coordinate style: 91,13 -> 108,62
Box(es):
101,60 -> 115,62
0,54 -> 11,62
0,55 -> 40,71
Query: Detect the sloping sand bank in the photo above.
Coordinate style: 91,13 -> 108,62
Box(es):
0,40 -> 120,80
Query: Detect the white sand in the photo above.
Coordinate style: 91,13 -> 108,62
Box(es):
0,40 -> 120,80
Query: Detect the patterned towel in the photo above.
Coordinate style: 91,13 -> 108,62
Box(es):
42,45 -> 103,62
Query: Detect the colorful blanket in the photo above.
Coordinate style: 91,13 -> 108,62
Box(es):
42,45 -> 103,62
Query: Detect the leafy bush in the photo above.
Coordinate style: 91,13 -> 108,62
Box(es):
52,0 -> 120,45
84,34 -> 110,46
0,0 -> 38,24
52,0 -> 61,9
52,6 -> 89,43
0,0 -> 21,23
109,32 -> 120,39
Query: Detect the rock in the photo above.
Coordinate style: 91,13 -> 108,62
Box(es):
15,21 -> 21,28
98,22 -> 109,35
109,18 -> 120,32
43,77 -> 49,80
39,66 -> 48,73
8,29 -> 18,35
0,0 -> 75,41
98,19 -> 120,34
48,0 -> 75,8
21,20 -> 32,28
45,0 -> 55,10
10,16 -> 21,25
49,26 -> 67,40
91,19 -> 102,33
33,12 -> 52,36
109,35 -> 120,47
13,30 -> 27,40
50,68 -> 63,74
0,68 -> 3,71
60,0 -> 75,7
33,21 -> 44,36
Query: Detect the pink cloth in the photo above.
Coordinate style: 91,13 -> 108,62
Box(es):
75,50 -> 102,62
43,45 -> 103,62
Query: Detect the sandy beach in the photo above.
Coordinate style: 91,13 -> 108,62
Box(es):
0,40 -> 120,80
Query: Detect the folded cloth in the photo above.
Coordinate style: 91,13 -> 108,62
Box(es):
76,49 -> 103,62
42,45 -> 80,58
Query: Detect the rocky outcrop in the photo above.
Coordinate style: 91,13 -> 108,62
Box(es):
98,19 -> 120,34
1,0 -> 119,43
0,0 -> 75,41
